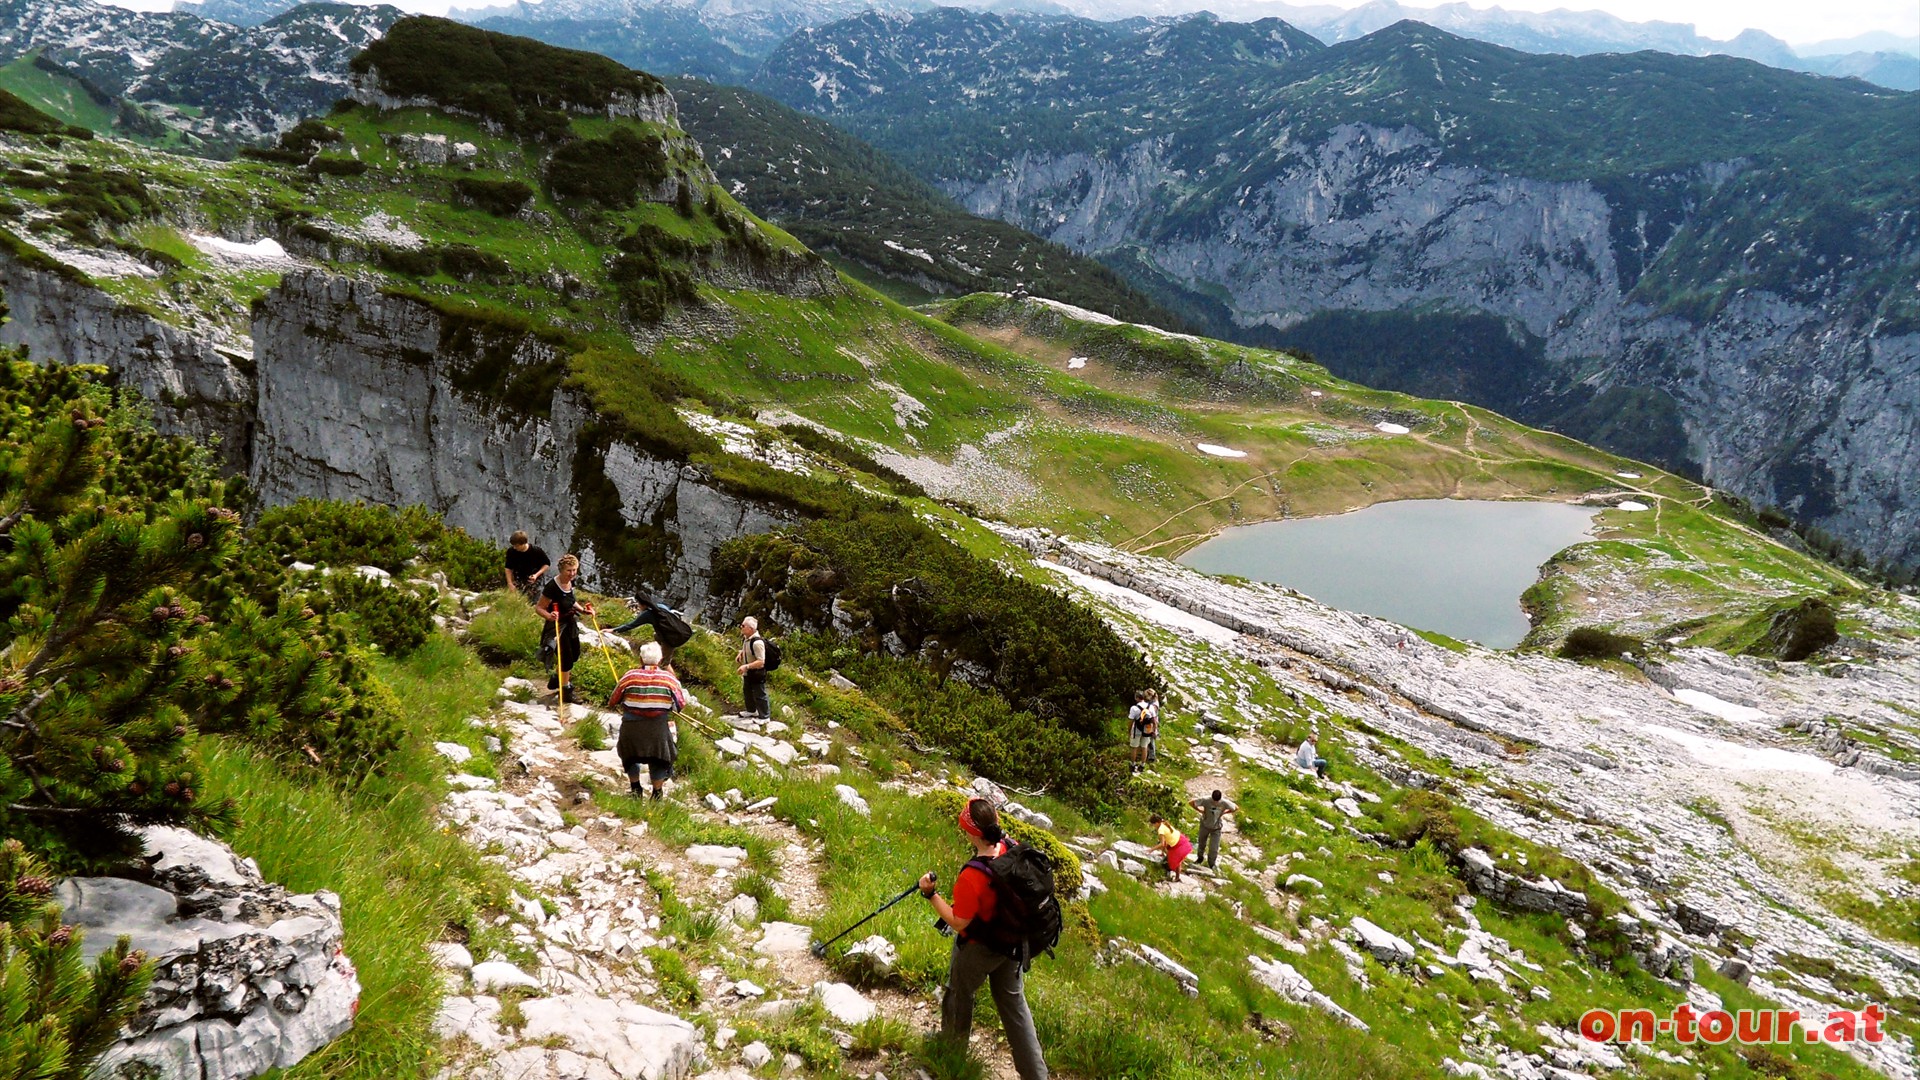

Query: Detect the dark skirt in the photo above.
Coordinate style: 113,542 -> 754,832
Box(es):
618,711 -> 676,765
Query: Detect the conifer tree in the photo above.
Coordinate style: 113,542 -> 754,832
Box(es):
0,838 -> 154,1080
0,355 -> 239,868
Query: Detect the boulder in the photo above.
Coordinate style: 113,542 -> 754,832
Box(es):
518,993 -> 703,1079
1247,955 -> 1369,1031
754,922 -> 814,956
741,1042 -> 773,1069
60,826 -> 359,1080
834,784 -> 872,817
844,934 -> 897,977
435,741 -> 474,764
810,981 -> 877,1025
687,845 -> 749,869
1351,917 -> 1416,966
471,961 -> 540,992
429,942 -> 475,971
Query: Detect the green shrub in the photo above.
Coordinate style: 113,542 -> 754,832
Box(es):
0,85 -> 89,137
437,243 -> 510,280
547,127 -> 672,209
452,176 -> 535,216
1557,626 -> 1642,661
570,715 -> 607,751
1757,596 -> 1839,661
308,155 -> 369,177
717,508 -> 1154,739
253,499 -> 501,589
466,597 -> 542,665
350,16 -> 665,135
309,571 -> 436,656
0,839 -> 157,1077
376,243 -> 439,277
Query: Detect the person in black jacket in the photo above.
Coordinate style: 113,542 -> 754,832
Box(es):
538,554 -> 594,701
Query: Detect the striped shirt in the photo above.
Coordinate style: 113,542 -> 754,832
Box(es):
610,666 -> 687,716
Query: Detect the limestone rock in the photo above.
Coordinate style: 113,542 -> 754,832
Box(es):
754,922 -> 813,956
518,994 -> 703,1079
844,935 -> 898,978
60,826 -> 358,1080
687,845 -> 749,869
429,942 -> 475,972
471,961 -> 541,992
834,784 -> 872,816
810,981 -> 877,1025
1247,955 -> 1369,1031
1350,917 -> 1416,966
741,1042 -> 773,1069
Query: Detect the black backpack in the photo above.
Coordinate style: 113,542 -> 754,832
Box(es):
760,636 -> 783,671
654,608 -> 694,648
964,840 -> 1063,969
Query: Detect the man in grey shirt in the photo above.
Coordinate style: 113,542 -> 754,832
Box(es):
1188,789 -> 1238,869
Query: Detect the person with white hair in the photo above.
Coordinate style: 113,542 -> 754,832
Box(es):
736,615 -> 770,719
609,640 -> 687,799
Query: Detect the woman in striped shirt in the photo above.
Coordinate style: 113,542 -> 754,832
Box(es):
609,641 -> 688,800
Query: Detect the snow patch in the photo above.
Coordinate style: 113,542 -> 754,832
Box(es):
191,234 -> 298,267
1038,561 -> 1241,646
1067,357 -> 1088,370
1669,689 -> 1771,725
1196,443 -> 1248,459
1374,422 -> 1412,435
882,239 -> 934,264
1616,471 -> 1643,479
1614,501 -> 1650,512
1643,724 -> 1830,775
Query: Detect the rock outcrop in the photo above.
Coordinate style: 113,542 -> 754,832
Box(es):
249,272 -> 788,608
948,124 -> 1920,569
0,252 -> 253,470
62,826 -> 358,1080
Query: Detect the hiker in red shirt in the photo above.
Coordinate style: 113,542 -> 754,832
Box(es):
919,799 -> 1050,1080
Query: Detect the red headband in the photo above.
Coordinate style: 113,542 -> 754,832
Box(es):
958,800 -> 985,839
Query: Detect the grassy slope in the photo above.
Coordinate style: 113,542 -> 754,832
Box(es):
284,602 -> 1892,1080
0,99 -> 1903,650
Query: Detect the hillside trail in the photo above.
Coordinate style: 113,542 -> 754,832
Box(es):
436,672 -> 1034,1080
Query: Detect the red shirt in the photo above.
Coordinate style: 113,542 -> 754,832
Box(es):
952,841 -> 1008,941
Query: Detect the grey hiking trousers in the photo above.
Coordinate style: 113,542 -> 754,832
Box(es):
1197,826 -> 1222,868
942,938 -> 1049,1080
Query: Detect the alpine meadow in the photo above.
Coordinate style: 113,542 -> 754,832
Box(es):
0,6 -> 1916,1080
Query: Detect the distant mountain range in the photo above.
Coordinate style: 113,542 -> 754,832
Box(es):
164,0 -> 1920,89
753,9 -> 1920,570
0,0 -> 397,148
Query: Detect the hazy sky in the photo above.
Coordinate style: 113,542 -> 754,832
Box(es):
98,0 -> 1919,50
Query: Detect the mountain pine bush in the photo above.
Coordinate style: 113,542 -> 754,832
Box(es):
0,839 -> 154,1080
0,351 -> 417,866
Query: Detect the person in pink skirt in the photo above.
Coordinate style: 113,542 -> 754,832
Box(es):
1150,814 -> 1193,882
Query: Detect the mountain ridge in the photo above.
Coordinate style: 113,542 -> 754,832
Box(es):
754,8 -> 1920,574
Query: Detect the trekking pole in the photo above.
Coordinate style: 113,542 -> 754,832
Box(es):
810,878 -> 929,958
586,609 -> 624,685
553,619 -> 568,727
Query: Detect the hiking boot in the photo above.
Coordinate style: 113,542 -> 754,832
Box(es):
650,787 -> 663,801
629,779 -> 643,796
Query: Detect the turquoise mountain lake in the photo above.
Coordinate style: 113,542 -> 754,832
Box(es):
1179,499 -> 1598,648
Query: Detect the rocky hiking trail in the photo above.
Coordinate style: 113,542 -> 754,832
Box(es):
425,672 -> 1036,1080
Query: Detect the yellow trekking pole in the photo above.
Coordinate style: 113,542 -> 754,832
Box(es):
587,609 -> 624,685
552,617 -> 567,727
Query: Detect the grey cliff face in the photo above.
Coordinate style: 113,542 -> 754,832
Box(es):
250,272 -> 785,609
0,254 -> 254,471
946,124 -> 1918,568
